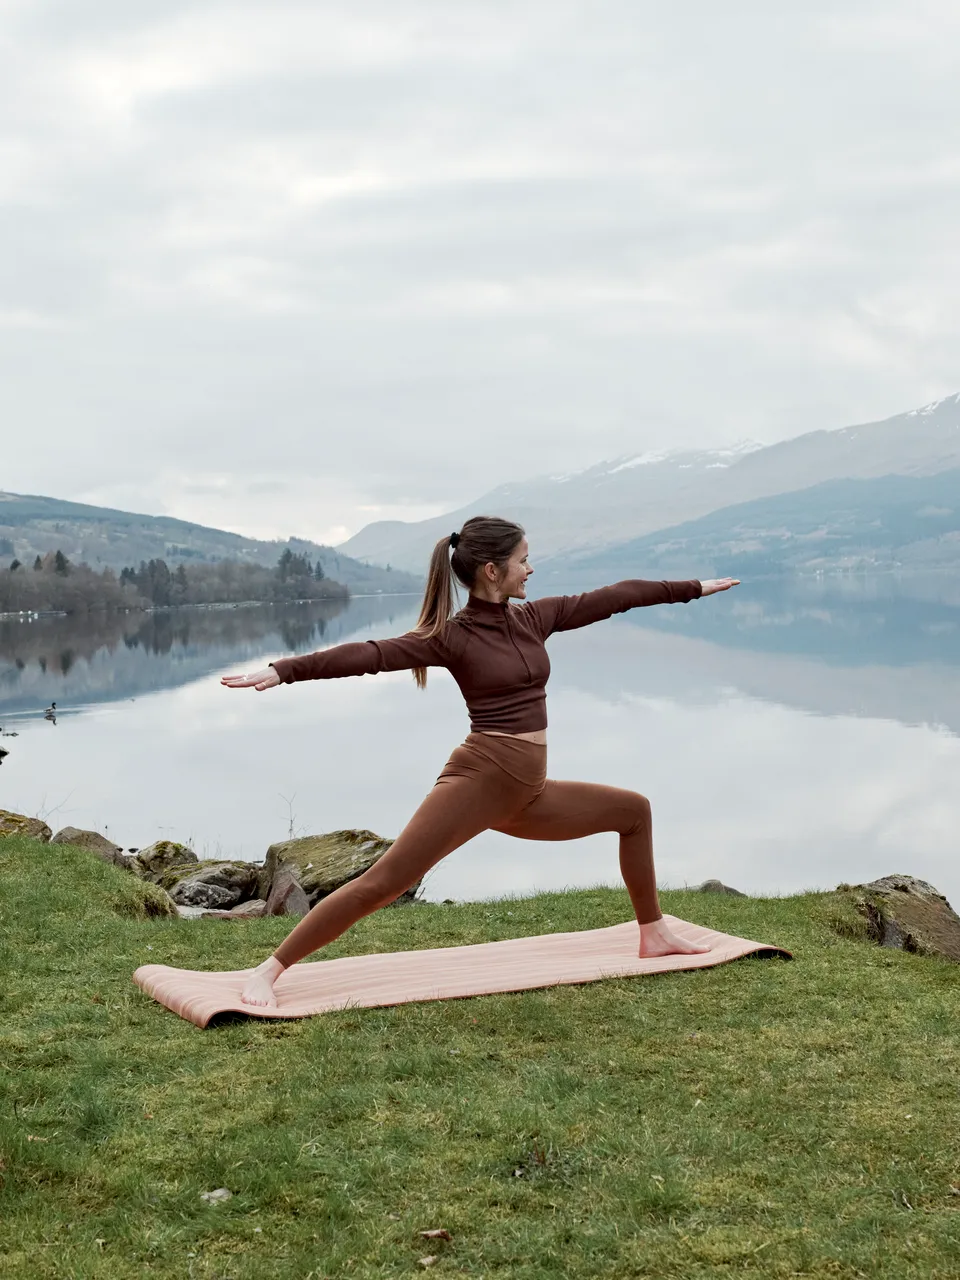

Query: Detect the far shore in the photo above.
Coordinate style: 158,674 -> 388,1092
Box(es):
0,590 -> 424,623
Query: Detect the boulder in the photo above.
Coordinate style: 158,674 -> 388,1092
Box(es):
698,879 -> 747,896
166,861 -> 261,909
258,829 -> 420,907
835,874 -> 960,963
265,867 -> 311,917
51,826 -> 128,868
170,879 -> 236,909
132,840 -> 199,883
204,899 -> 269,921
0,810 -> 52,842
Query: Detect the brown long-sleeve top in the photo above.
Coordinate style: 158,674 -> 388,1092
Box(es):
270,578 -> 702,734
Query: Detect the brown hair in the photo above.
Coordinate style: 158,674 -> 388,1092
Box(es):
410,514 -> 525,689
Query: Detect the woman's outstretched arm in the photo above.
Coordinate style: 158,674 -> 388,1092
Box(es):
528,577 -> 739,638
221,629 -> 456,691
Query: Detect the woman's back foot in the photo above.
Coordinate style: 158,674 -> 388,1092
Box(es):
239,956 -> 285,1008
638,917 -> 711,958
240,972 -> 278,1007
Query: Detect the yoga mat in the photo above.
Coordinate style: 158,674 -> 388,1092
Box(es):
132,914 -> 792,1028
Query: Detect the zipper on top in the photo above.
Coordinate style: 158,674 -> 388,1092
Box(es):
504,606 -> 532,683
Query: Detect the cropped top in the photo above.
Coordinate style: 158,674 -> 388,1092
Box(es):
270,578 -> 702,734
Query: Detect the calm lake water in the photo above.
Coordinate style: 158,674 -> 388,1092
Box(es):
2,575 -> 959,910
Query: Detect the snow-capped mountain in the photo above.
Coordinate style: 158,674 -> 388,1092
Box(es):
548,439 -> 763,484
336,394 -> 960,573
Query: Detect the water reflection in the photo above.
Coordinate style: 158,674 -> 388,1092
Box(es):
615,575 -> 960,668
1,577 -> 958,910
0,594 -> 419,717
4,576 -> 960,719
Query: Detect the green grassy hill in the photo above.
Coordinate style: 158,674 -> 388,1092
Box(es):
1,836 -> 957,1278
0,491 -> 423,595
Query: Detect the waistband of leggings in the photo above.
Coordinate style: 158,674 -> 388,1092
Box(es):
460,731 -> 547,786
464,731 -> 546,750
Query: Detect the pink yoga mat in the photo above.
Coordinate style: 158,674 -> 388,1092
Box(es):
132,914 -> 792,1028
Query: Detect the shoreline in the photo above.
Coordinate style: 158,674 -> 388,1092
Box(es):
0,591 -> 423,623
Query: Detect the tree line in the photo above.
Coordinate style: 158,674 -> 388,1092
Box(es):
0,549 -> 348,614
0,596 -> 350,679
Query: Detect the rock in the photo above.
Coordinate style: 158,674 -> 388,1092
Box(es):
51,826 -> 128,868
836,874 -> 960,963
258,828 -> 420,907
166,861 -> 260,909
203,899 -> 268,920
132,840 -> 199,883
0,810 -> 52,842
265,866 -> 311,917
170,880 -> 237,909
698,879 -> 747,896
199,1188 -> 233,1204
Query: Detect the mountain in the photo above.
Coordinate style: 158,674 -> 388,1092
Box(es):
0,491 -> 421,595
7,392 -> 957,590
538,470 -> 960,583
336,393 -> 960,572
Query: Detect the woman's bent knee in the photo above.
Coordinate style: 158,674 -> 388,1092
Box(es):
624,791 -> 652,834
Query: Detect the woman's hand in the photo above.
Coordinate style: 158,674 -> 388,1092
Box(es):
700,578 -> 740,596
221,666 -> 280,691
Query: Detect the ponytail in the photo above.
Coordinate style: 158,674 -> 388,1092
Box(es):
411,514 -> 525,689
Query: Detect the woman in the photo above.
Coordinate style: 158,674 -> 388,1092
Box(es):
222,515 -> 739,1008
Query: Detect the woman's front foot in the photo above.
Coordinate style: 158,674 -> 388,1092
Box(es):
638,916 -> 711,958
240,956 -> 285,1007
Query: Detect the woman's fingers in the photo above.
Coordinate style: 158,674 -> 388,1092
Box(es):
221,667 -> 279,689
700,577 -> 741,596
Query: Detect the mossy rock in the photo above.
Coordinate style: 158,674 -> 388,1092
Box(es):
159,858 -> 259,892
132,840 -> 199,883
0,810 -> 52,843
830,874 -> 960,962
258,829 -> 401,904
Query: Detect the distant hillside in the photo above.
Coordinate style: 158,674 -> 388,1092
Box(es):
538,470 -> 960,583
0,491 -> 423,595
337,393 -> 960,571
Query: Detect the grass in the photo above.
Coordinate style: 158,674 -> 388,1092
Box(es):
0,836 -> 958,1279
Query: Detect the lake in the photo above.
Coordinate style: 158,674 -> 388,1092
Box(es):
2,574 -> 958,910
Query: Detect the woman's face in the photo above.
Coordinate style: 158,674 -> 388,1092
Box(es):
489,537 -> 533,600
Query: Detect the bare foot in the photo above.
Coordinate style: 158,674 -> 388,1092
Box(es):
638,917 -> 711,958
240,956 -> 285,1008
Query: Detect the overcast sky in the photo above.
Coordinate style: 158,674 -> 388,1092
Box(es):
2,1 -> 959,545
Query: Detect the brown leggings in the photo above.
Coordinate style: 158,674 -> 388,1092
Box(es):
272,731 -> 662,969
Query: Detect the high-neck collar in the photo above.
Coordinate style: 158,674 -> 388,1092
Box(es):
464,593 -> 510,615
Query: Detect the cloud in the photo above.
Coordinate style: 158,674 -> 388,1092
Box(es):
3,1 -> 960,539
